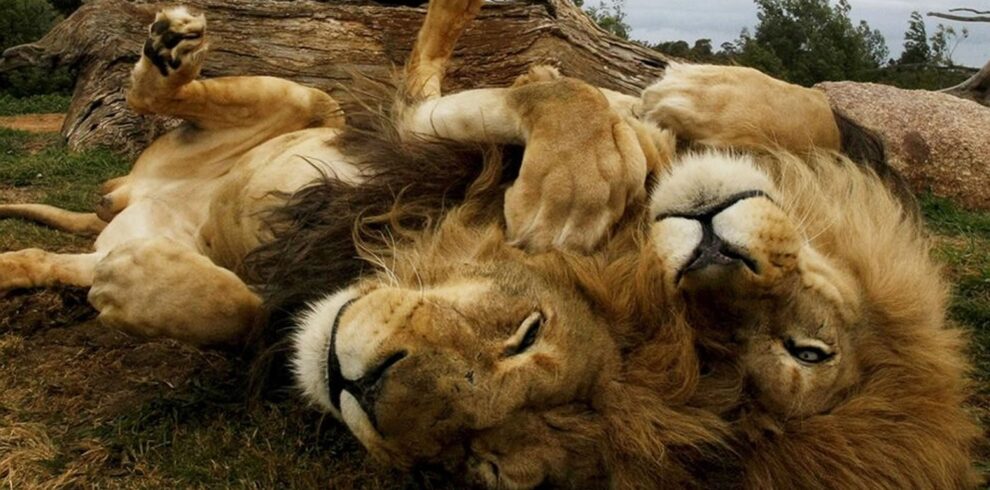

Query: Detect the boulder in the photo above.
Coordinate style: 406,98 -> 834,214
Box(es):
818,81 -> 990,210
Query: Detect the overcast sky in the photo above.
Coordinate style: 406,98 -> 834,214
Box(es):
606,0 -> 989,68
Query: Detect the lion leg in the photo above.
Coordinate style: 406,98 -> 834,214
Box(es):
639,63 -> 841,152
0,204 -> 106,236
127,7 -> 343,132
404,0 -> 485,101
88,238 -> 261,346
0,250 -> 100,291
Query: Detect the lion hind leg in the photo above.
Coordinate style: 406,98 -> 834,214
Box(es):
0,250 -> 99,291
0,204 -> 106,237
639,63 -> 841,152
404,0 -> 485,101
89,238 -> 261,346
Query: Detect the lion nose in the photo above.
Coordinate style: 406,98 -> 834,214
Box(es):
660,190 -> 767,282
680,220 -> 756,279
342,350 -> 408,427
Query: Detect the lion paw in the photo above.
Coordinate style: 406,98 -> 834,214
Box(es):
89,238 -> 259,346
142,6 -> 208,79
639,63 -> 840,151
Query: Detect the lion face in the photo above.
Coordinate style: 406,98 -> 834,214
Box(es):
291,247 -> 616,487
650,152 -> 862,416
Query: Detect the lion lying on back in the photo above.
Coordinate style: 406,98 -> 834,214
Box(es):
0,0 -> 981,487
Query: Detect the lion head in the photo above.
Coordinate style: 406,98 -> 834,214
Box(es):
648,149 -> 982,487
285,205 -> 731,488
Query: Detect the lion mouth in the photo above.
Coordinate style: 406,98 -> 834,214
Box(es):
659,190 -> 767,283
326,298 -> 357,412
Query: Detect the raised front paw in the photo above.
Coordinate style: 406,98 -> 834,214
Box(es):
504,79 -> 648,253
142,6 -> 208,79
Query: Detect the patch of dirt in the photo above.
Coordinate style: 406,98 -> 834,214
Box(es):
0,185 -> 43,204
0,288 -> 441,488
0,114 -> 65,133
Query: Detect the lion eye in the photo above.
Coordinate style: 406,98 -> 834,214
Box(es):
504,311 -> 544,357
784,338 -> 833,364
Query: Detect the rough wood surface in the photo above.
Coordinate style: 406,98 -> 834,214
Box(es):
0,0 -> 669,156
944,59 -> 990,107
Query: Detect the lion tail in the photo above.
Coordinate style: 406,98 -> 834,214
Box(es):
0,203 -> 106,237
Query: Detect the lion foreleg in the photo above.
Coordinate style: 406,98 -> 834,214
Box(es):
127,7 -> 343,131
0,250 -> 100,291
88,238 -> 261,346
404,0 -> 485,101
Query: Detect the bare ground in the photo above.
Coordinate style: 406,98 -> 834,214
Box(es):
0,114 -> 65,133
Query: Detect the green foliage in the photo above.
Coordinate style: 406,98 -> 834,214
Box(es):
48,0 -> 81,16
577,0 -> 631,40
0,93 -> 70,116
652,38 -> 737,64
734,0 -> 889,86
869,64 -> 975,90
650,0 -> 890,86
0,0 -> 74,97
900,11 -> 931,65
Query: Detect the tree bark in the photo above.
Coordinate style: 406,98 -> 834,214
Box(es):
943,58 -> 990,106
0,0 -> 669,157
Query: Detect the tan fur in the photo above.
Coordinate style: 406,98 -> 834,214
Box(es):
0,0 -> 646,342
641,63 -> 841,151
0,204 -> 105,236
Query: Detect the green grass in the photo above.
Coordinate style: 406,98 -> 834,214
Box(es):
0,127 -> 129,251
922,194 -> 990,392
0,93 -> 71,116
0,127 -> 130,210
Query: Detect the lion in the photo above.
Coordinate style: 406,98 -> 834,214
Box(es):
0,0 -> 652,345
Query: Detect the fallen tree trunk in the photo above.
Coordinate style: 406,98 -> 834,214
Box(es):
0,0 -> 669,157
943,59 -> 990,107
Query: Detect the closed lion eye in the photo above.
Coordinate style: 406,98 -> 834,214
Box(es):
503,311 -> 544,357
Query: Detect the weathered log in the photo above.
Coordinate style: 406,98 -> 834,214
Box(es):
943,58 -> 990,107
0,0 -> 669,157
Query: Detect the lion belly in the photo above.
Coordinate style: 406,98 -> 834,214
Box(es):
200,127 -> 364,272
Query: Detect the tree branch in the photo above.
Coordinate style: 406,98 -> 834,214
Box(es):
949,8 -> 990,15
926,11 -> 990,22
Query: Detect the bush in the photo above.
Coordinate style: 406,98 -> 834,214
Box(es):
0,0 -> 74,97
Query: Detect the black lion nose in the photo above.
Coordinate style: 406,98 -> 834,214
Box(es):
341,351 -> 408,427
679,220 -> 757,281
658,190 -> 768,282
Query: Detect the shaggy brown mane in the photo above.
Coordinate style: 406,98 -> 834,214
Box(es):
242,77 -> 521,390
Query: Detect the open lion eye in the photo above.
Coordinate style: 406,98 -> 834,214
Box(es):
784,338 -> 834,364
503,311 -> 544,357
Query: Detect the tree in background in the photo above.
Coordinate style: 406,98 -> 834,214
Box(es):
732,0 -> 888,86
576,0 -> 631,40
900,11 -> 932,64
927,7 -> 988,104
0,0 -> 74,96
